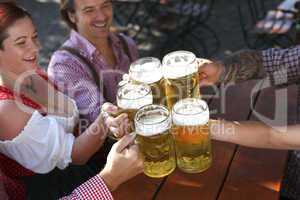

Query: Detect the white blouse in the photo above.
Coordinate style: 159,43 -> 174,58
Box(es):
0,100 -> 79,174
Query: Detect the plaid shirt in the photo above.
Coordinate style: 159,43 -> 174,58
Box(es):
262,45 -> 300,87
60,175 -> 113,200
0,175 -> 113,200
48,30 -> 138,124
262,45 -> 300,199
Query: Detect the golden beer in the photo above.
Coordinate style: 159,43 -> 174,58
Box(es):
135,105 -> 176,178
129,57 -> 166,105
112,83 -> 152,139
112,108 -> 137,123
172,98 -> 212,173
162,51 -> 200,110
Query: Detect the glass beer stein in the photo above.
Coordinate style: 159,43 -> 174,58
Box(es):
171,98 -> 212,173
129,57 -> 166,105
111,82 -> 153,139
162,51 -> 200,110
135,104 -> 176,178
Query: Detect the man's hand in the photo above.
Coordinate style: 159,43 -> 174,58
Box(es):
197,58 -> 224,87
99,134 -> 143,191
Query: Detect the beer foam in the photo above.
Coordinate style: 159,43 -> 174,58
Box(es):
162,51 -> 197,79
117,85 -> 153,109
117,90 -> 152,109
162,63 -> 198,79
135,113 -> 171,137
172,99 -> 209,126
130,58 -> 163,84
163,51 -> 196,67
131,65 -> 162,84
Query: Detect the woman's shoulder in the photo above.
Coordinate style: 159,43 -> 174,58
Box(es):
0,100 -> 32,141
0,98 -> 23,115
0,86 -> 41,110
0,99 -> 18,114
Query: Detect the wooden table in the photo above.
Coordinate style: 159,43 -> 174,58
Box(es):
113,81 -> 295,200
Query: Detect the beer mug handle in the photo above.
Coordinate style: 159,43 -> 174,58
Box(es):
196,58 -> 213,70
123,74 -> 130,82
118,74 -> 130,87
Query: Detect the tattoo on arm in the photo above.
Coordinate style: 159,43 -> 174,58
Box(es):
24,77 -> 37,94
221,50 -> 267,84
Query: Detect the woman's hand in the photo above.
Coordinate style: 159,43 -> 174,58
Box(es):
101,102 -> 131,139
99,134 -> 143,191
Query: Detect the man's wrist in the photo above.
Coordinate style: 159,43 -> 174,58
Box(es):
99,168 -> 119,192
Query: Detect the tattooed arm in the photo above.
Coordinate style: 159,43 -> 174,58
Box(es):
199,46 -> 300,86
198,50 -> 266,86
221,50 -> 266,84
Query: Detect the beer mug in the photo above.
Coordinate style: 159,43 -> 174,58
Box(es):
162,51 -> 200,110
112,82 -> 153,139
129,57 -> 166,105
135,104 -> 176,178
171,98 -> 212,173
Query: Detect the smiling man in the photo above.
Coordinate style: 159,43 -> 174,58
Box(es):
48,0 -> 138,129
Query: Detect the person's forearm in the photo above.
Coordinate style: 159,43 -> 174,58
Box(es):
210,120 -> 300,150
220,50 -> 267,84
71,116 -> 107,164
211,120 -> 272,148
